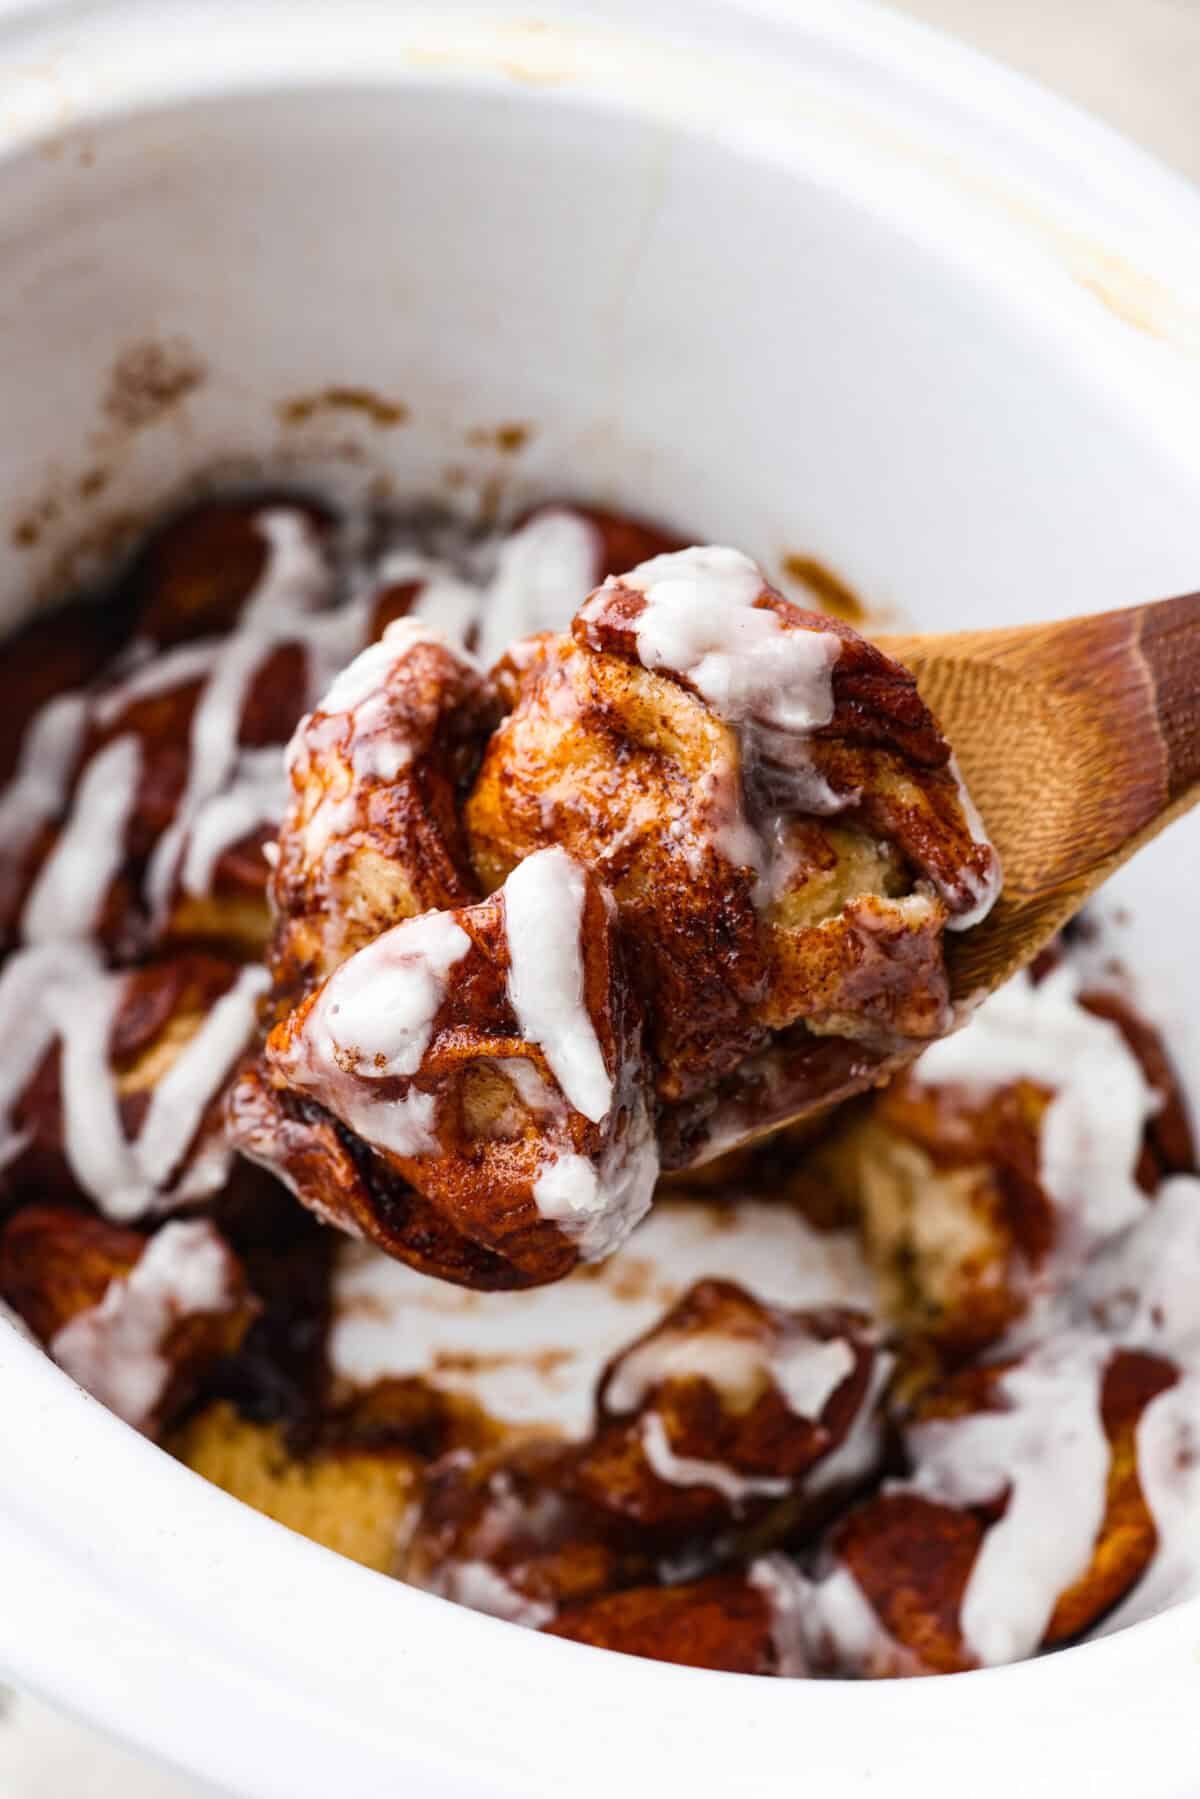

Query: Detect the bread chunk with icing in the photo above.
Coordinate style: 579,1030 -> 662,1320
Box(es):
0,502 -> 343,960
0,945 -> 268,1220
169,1399 -> 421,1571
803,1336 -> 1183,1675
269,620 -> 496,996
543,1573 -> 789,1674
467,547 -> 1000,1165
0,1205 -> 254,1437
238,539 -> 1001,1285
808,963 -> 1195,1361
401,1282 -> 887,1624
570,1281 -> 884,1535
231,847 -> 658,1287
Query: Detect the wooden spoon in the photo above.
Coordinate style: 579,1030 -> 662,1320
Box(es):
877,589 -> 1200,1001
674,589 -> 1200,1167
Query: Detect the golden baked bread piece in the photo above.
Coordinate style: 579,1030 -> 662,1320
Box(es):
468,627 -> 775,1098
236,540 -> 1000,1288
231,848 -> 656,1288
170,1400 -> 420,1573
403,1280 -> 887,1629
543,1573 -> 783,1673
1041,1347 -> 1176,1645
466,548 -> 999,1165
800,969 -> 1196,1363
812,1342 -> 1178,1675
817,1077 -> 1056,1362
570,1281 -> 884,1536
403,1437 -> 659,1621
270,621 -> 497,997
0,1203 -> 144,1339
0,1205 -> 255,1437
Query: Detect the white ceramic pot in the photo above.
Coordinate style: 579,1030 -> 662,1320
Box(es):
1,2 -> 1199,1793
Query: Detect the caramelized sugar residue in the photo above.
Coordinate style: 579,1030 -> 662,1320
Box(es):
278,387 -> 411,429
781,554 -> 867,623
103,339 -> 208,431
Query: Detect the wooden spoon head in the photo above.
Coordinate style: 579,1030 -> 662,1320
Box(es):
678,591 -> 1200,1167
877,590 -> 1200,1001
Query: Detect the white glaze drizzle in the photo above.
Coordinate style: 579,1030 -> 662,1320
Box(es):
805,1346 -> 893,1498
132,965 -> 270,1190
48,966 -> 147,1216
1082,1175 -> 1200,1632
21,733 -> 142,942
531,1078 -> 658,1263
178,746 -> 288,897
0,692 -> 89,870
425,1559 -> 555,1629
638,1410 -> 790,1506
50,1218 -> 240,1433
606,1330 -> 772,1414
376,549 -> 489,654
0,943 -> 95,1166
945,753 -> 1003,932
328,1197 -> 874,1439
274,909 -> 472,1160
907,1333 -> 1112,1667
90,638 -> 224,726
579,545 -> 840,733
143,509 -> 344,922
311,621 -> 423,720
289,617 -> 466,791
746,1554 -> 814,1677
605,1322 -> 856,1423
375,507 -> 599,672
0,946 -> 264,1220
298,910 -> 470,1078
475,509 -> 601,669
772,1335 -> 858,1418
1098,1370 -> 1200,1632
778,1558 -> 914,1677
1083,1174 -> 1200,1350
915,965 -> 1159,1262
504,847 -> 612,1123
530,1156 -> 611,1247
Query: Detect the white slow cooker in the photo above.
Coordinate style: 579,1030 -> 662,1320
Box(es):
1,2 -> 1199,1793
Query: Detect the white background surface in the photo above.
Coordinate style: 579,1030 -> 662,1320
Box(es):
1,1 -> 1197,1793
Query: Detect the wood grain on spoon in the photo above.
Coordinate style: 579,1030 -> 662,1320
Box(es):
876,589 -> 1200,1001
674,590 -> 1200,1168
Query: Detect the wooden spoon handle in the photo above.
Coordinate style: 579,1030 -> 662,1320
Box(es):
878,589 -> 1200,1000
